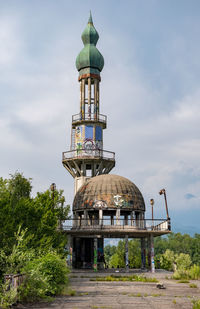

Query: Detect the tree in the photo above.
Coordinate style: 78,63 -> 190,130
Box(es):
0,173 -> 70,255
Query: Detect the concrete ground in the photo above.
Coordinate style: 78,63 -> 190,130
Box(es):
18,269 -> 200,309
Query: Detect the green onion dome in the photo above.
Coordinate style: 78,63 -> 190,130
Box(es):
76,13 -> 104,76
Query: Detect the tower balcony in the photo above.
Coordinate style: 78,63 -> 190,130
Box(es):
62,148 -> 115,178
72,113 -> 107,128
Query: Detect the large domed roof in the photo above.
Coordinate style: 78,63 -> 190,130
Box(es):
73,174 -> 145,212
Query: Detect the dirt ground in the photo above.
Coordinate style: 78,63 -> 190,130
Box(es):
17,269 -> 200,309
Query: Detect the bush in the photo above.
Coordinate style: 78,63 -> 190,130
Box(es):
20,252 -> 69,301
160,249 -> 175,271
176,253 -> 191,271
193,299 -> 200,309
189,265 -> 200,280
0,282 -> 18,309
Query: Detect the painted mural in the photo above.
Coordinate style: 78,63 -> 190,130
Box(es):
74,124 -> 103,156
93,200 -> 108,209
75,126 -> 83,152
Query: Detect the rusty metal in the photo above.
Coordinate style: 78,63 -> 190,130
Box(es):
159,188 -> 169,219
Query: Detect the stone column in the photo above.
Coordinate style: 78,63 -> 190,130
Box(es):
147,235 -> 151,270
67,235 -> 73,268
141,238 -> 146,269
97,81 -> 99,115
94,79 -> 97,120
130,211 -> 134,226
88,77 -> 91,118
124,214 -> 128,225
148,235 -> 155,273
81,79 -> 85,119
150,234 -> 155,273
93,238 -> 98,272
125,235 -> 129,272
99,209 -> 103,226
111,215 -> 114,225
116,209 -> 121,225
84,210 -> 88,226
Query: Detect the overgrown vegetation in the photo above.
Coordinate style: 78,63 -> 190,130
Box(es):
0,172 -> 70,308
90,275 -> 158,282
105,233 -> 200,275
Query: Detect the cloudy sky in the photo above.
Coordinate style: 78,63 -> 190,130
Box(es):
1,0 -> 200,234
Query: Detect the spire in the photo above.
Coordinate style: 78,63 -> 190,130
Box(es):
76,14 -> 104,76
88,11 -> 93,24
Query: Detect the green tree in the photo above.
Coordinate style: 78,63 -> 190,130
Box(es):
0,173 -> 70,255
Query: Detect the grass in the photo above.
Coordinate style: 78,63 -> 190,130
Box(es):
189,283 -> 198,288
177,280 -> 190,283
128,293 -> 142,297
90,275 -> 158,283
65,288 -> 76,296
90,306 -> 112,309
79,292 -> 89,296
173,299 -> 177,304
192,299 -> 200,309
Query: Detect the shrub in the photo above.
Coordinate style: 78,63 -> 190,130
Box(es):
189,265 -> 200,280
160,249 -> 175,271
192,299 -> 200,309
190,283 -> 197,288
20,252 -> 69,301
176,253 -> 191,271
0,282 -> 18,309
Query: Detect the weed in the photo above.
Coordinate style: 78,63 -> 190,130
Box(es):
192,299 -> 200,309
90,275 -> 158,283
152,293 -> 163,297
190,283 -> 198,288
177,280 -> 190,283
128,293 -> 142,297
66,288 -> 76,296
173,299 -> 177,304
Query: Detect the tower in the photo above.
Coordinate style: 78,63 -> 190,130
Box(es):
62,14 -> 171,271
62,13 -> 115,194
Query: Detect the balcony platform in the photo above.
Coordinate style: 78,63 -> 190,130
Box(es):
72,113 -> 107,129
62,149 -> 115,177
61,219 -> 171,238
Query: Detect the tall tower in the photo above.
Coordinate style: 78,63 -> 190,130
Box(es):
62,13 -> 115,193
62,14 -> 171,271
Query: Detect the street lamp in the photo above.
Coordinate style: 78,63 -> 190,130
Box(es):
150,199 -> 154,221
159,188 -> 169,219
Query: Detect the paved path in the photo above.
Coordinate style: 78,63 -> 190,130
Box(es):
18,270 -> 199,309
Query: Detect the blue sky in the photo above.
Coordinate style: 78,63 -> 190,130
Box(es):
1,0 -> 200,234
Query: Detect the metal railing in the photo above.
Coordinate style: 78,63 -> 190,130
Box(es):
61,218 -> 171,232
62,148 -> 115,160
72,113 -> 107,123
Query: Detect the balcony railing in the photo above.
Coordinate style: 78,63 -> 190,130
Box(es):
61,218 -> 171,232
62,148 -> 115,160
72,113 -> 107,124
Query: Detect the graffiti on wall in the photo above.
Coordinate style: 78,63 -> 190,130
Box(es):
93,200 -> 108,209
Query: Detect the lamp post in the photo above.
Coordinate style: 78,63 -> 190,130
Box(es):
159,188 -> 169,219
150,199 -> 154,221
150,199 -> 154,230
50,183 -> 56,208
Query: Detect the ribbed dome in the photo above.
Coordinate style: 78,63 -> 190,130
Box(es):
76,13 -> 104,74
73,174 -> 145,211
